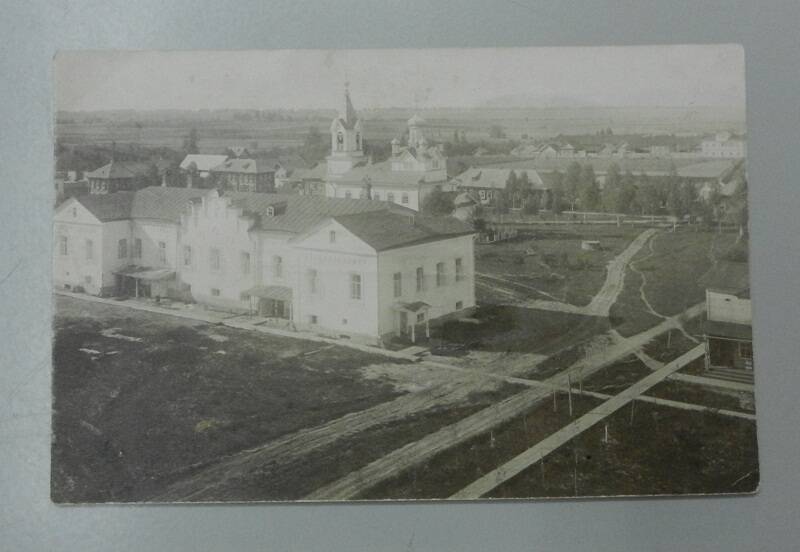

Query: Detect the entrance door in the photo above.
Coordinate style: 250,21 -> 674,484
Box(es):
399,311 -> 408,336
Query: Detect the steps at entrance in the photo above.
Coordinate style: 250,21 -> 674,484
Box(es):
706,367 -> 754,384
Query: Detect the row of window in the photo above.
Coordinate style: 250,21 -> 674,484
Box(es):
343,190 -> 410,204
58,236 -> 165,264
393,258 -> 465,297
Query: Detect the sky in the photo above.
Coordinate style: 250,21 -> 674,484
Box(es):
55,45 -> 745,112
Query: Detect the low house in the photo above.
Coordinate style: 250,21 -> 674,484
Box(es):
179,154 -> 230,183
454,167 -> 547,209
701,132 -> 747,158
704,288 -> 753,379
85,159 -> 150,194
209,158 -> 276,193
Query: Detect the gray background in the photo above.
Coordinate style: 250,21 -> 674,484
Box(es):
2,1 -> 799,550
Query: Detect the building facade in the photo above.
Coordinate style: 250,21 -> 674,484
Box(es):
704,288 -> 753,377
323,88 -> 452,212
54,186 -> 476,345
209,158 -> 277,193
701,132 -> 747,158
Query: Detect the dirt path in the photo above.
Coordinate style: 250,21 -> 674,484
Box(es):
304,304 -> 701,500
153,369 -> 502,502
518,228 -> 658,317
450,345 -> 706,499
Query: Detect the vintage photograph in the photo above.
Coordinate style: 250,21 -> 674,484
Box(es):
51,46 -> 757,503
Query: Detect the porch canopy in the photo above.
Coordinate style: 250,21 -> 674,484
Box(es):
393,301 -> 431,343
704,319 -> 752,341
114,266 -> 175,281
243,285 -> 293,302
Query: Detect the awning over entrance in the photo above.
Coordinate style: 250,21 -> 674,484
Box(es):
243,285 -> 293,302
393,301 -> 431,313
114,266 -> 175,281
704,320 -> 752,341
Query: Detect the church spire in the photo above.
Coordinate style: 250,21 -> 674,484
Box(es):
341,82 -> 358,128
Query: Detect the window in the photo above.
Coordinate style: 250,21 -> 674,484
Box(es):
355,133 -> 361,149
309,315 -> 318,324
273,255 -> 283,278
84,275 -> 92,285
183,246 -> 192,267
345,191 -> 352,199
436,262 -> 445,286
59,236 -> 68,256
336,131 -> 344,151
71,207 -> 77,218
85,239 -> 93,261
740,342 -> 753,360
158,241 -> 166,264
416,312 -> 425,323
241,252 -> 251,275
350,273 -> 362,300
329,230 -> 336,243
373,191 -> 380,200
387,192 -> 395,203
133,238 -> 142,259
401,193 -> 409,204
210,288 -> 220,297
117,238 -> 127,259
479,190 -> 487,201
209,247 -> 221,271
456,300 -> 464,310
455,258 -> 464,281
416,267 -> 424,292
393,272 -> 402,297
308,269 -> 318,293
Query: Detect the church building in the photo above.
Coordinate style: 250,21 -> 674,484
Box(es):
324,85 -> 452,211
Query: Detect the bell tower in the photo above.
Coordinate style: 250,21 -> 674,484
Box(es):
327,82 -> 365,178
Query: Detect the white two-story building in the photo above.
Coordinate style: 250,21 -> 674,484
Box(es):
54,186 -> 476,345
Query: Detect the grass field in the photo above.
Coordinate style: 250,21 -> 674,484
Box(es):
610,229 -> 747,336
433,304 -> 609,357
487,402 -> 759,498
475,225 -> 642,306
51,296 -> 408,503
359,394 -> 603,499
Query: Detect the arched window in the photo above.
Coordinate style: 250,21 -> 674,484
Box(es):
355,133 -> 361,149
336,132 -> 344,151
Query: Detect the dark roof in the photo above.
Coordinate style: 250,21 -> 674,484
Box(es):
333,210 -> 474,252
223,191 -> 414,233
704,319 -> 752,341
74,187 -> 208,223
74,191 -> 135,222
210,158 -> 278,174
85,160 -> 148,180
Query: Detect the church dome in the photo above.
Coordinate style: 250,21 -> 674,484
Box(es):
407,114 -> 426,127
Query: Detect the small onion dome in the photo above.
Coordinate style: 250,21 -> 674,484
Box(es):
407,114 -> 426,126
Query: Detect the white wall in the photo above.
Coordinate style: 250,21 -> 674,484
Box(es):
707,289 -> 752,325
291,219 -> 379,338
132,220 -> 179,269
53,201 -> 105,294
376,234 -> 475,337
178,192 -> 258,310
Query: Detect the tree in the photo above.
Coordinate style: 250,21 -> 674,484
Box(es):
421,186 -> 455,216
489,124 -> 506,139
182,128 -> 199,155
618,171 -> 637,214
549,171 -> 565,214
563,162 -> 582,211
578,164 -> 601,211
601,163 -> 622,212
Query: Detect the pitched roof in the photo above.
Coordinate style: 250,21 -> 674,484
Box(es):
85,160 -> 147,180
210,158 -> 277,174
333,210 -> 474,252
456,167 -> 546,190
222,191 -> 414,233
180,154 -> 229,173
72,192 -> 136,222
336,159 -> 446,187
73,187 -> 208,223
